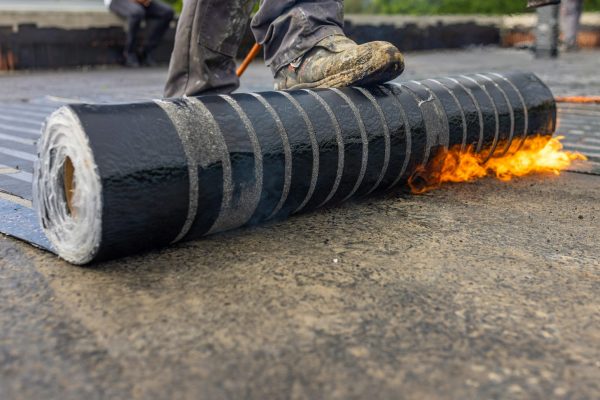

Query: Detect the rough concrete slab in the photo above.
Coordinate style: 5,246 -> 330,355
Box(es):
1,172 -> 599,399
0,48 -> 599,399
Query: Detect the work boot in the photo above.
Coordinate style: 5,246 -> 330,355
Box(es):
274,35 -> 404,90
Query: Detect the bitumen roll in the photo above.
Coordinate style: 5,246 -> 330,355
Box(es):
33,71 -> 556,264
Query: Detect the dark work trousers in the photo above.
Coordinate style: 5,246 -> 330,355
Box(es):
561,0 -> 583,47
164,0 -> 344,97
109,0 -> 174,56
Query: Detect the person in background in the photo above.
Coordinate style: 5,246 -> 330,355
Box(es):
561,0 -> 584,50
105,0 -> 175,67
164,0 -> 404,97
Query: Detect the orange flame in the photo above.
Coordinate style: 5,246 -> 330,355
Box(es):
409,136 -> 587,194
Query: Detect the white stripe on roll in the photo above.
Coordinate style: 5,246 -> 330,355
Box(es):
488,73 -> 530,153
185,98 -> 234,236
154,99 -> 201,243
445,77 -> 485,153
409,80 -> 450,150
460,75 -> 500,162
303,89 -> 345,209
423,79 -> 468,152
380,85 -> 412,190
279,91 -> 319,214
391,83 -> 434,166
219,95 -> 263,228
249,93 -> 293,220
331,88 -> 369,202
477,73 -> 516,157
355,87 -> 391,195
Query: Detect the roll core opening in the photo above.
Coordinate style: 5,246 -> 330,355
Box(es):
63,156 -> 75,216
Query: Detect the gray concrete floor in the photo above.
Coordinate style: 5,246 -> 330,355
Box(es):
1,48 -> 599,399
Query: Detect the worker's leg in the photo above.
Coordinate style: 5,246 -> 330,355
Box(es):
141,0 -> 175,58
561,0 -> 584,48
251,0 -> 404,90
251,0 -> 344,74
164,0 -> 256,97
109,0 -> 146,64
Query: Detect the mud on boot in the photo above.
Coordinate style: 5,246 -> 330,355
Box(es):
274,35 -> 405,90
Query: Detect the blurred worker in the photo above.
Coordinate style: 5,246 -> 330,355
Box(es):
164,0 -> 404,97
561,0 -> 583,50
105,0 -> 175,67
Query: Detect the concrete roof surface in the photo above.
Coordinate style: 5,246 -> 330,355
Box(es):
0,48 -> 599,399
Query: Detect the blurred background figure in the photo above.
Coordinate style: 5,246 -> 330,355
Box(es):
105,0 -> 174,67
561,0 -> 584,50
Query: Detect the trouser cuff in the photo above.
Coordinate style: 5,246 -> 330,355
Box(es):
268,25 -> 344,75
